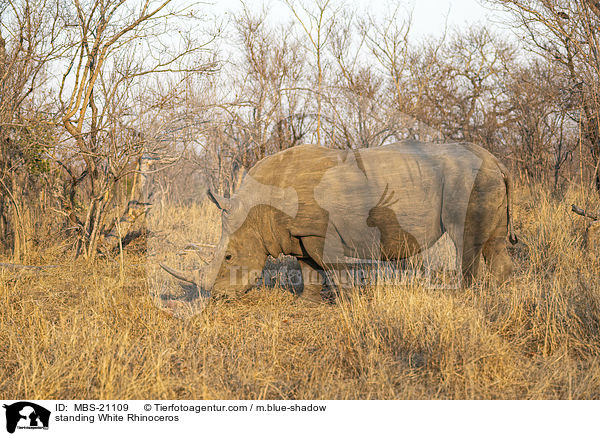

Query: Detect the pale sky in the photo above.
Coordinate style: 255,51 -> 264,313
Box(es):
410,0 -> 498,36
211,0 -> 502,38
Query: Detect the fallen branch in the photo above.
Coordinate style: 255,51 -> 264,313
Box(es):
571,204 -> 599,221
183,243 -> 216,250
0,263 -> 60,271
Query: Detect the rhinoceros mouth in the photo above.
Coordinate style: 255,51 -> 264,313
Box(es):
160,261 -> 263,301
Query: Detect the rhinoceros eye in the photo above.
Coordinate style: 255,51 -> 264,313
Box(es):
225,254 -> 233,261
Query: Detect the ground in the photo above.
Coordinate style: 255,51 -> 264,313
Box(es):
1,183 -> 600,399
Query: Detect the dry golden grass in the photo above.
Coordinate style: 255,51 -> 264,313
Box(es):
1,182 -> 600,399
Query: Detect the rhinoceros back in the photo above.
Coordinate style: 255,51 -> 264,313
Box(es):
313,141 -> 484,262
246,141 -> 493,263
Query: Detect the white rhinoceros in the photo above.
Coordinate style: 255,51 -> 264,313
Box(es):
162,140 -> 517,302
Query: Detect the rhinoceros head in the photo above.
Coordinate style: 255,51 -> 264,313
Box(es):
161,172 -> 299,299
197,188 -> 269,298
161,187 -> 270,299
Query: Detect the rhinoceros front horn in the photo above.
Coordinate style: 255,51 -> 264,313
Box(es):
159,263 -> 198,287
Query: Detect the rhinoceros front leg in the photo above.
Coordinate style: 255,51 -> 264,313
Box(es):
298,259 -> 325,303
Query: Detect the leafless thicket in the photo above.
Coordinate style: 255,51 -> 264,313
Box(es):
486,0 -> 600,191
0,0 -> 61,260
1,0 -> 216,260
0,0 -> 599,260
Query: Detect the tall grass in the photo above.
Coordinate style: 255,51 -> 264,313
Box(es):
1,182 -> 600,399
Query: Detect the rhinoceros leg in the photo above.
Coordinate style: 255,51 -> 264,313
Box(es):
444,204 -> 485,287
460,240 -> 484,287
297,236 -> 341,302
298,259 -> 325,303
482,210 -> 513,283
456,160 -> 511,287
483,237 -> 513,283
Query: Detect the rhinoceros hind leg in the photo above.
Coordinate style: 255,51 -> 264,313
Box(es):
481,193 -> 513,284
483,237 -> 513,283
460,243 -> 483,287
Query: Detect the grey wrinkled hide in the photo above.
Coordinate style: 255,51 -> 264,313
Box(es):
197,140 -> 517,302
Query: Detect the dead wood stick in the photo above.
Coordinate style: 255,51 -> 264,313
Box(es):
183,243 -> 216,250
571,204 -> 599,221
0,263 -> 59,271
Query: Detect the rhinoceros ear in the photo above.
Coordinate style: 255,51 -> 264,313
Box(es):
207,188 -> 232,211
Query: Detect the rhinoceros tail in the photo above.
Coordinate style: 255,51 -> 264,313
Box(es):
499,163 -> 518,245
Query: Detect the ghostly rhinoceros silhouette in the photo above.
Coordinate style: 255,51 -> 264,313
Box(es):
161,140 -> 517,302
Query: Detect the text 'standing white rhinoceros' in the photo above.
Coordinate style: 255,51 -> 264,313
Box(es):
161,140 -> 517,302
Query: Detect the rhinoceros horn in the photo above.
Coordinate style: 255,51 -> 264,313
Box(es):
159,263 -> 199,287
207,188 -> 231,211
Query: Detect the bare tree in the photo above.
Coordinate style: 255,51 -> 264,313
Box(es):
486,0 -> 600,193
0,0 -> 61,259
360,5 -> 439,140
402,26 -> 515,148
326,10 -> 393,148
53,0 -> 216,260
284,0 -> 338,146
503,60 -> 577,191
187,5 -> 311,197
231,6 -> 309,160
